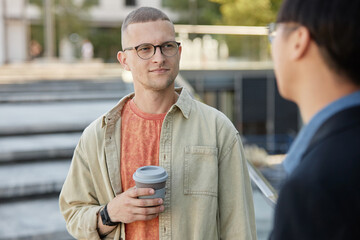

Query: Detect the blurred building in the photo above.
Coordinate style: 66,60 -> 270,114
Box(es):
0,0 -> 28,64
88,0 -> 166,27
0,0 -> 175,65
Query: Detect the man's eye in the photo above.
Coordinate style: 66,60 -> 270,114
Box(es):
163,43 -> 175,49
138,46 -> 152,52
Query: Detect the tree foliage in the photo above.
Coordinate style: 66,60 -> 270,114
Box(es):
29,0 -> 97,39
211,0 -> 282,26
163,0 -> 222,25
164,0 -> 282,26
88,27 -> 122,62
29,0 -> 98,56
164,0 -> 283,59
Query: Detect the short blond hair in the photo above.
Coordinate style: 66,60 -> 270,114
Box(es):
122,7 -> 171,34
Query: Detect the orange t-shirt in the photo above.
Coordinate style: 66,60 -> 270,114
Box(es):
120,99 -> 166,240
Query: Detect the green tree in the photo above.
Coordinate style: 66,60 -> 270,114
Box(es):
29,0 -> 97,56
88,26 -> 122,62
211,0 -> 282,25
164,0 -> 282,59
164,0 -> 282,26
163,0 -> 222,25
209,0 -> 282,59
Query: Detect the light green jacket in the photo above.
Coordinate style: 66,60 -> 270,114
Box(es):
59,88 -> 257,240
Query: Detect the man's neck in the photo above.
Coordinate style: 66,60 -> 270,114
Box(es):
132,88 -> 179,114
297,74 -> 360,124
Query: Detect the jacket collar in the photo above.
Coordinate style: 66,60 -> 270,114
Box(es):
173,87 -> 191,119
102,87 -> 192,127
306,105 -> 360,153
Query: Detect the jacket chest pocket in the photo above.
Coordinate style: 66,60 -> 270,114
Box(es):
184,146 -> 218,197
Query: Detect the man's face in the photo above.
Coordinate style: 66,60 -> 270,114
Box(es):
119,20 -> 181,92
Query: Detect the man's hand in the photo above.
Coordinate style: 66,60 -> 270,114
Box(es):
107,186 -> 164,223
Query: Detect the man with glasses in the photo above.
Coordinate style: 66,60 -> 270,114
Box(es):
60,7 -> 256,240
269,0 -> 360,239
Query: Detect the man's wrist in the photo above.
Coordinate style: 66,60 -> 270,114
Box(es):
100,204 -> 119,226
97,206 -> 116,238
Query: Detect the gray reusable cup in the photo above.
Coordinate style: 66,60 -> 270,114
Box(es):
133,166 -> 168,200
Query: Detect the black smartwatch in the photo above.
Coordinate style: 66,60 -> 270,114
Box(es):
100,204 -> 119,226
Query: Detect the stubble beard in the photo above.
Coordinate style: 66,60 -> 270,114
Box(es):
145,76 -> 176,92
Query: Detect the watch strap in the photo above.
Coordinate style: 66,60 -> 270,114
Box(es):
100,204 -> 119,226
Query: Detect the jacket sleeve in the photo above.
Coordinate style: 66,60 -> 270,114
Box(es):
218,133 -> 257,240
59,135 -> 103,240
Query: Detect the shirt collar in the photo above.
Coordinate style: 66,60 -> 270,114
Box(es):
102,87 -> 192,127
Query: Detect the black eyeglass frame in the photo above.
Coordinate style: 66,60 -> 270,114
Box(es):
123,41 -> 181,60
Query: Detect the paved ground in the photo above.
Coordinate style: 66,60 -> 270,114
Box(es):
254,190 -> 274,239
0,197 -> 73,240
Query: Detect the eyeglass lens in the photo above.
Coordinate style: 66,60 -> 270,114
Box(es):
136,42 -> 179,59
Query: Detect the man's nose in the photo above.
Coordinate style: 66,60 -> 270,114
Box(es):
152,46 -> 165,62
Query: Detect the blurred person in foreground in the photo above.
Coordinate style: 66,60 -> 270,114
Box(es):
59,7 -> 256,240
269,0 -> 360,239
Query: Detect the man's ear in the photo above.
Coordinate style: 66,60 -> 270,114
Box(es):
117,51 -> 130,71
290,26 -> 311,61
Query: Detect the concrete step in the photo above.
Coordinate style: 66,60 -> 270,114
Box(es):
0,100 -> 119,136
0,78 -> 127,93
0,61 -> 116,84
0,90 -> 130,103
0,160 -> 71,200
0,133 -> 81,162
0,79 -> 133,103
0,197 -> 74,240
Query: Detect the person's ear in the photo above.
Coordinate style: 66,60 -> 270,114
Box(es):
290,26 -> 311,61
117,51 -> 130,71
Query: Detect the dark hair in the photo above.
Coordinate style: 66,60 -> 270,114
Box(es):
122,7 -> 171,33
277,0 -> 360,85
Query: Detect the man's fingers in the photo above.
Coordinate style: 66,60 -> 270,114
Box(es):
128,187 -> 155,198
109,188 -> 165,224
135,198 -> 163,207
132,205 -> 164,216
